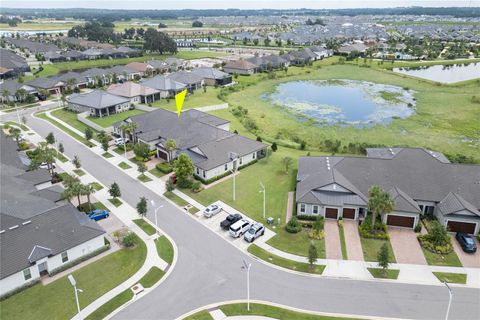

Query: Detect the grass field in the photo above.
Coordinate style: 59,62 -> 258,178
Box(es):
155,236 -> 174,264
360,237 -> 396,263
223,58 -> 480,162
118,161 -> 132,170
266,228 -> 326,259
368,268 -> 400,279
151,87 -> 224,111
433,272 -> 467,284
0,233 -> 146,320
421,247 -> 462,267
50,109 -> 100,141
164,191 -> 189,207
133,218 -> 157,236
85,289 -> 133,320
108,198 -> 123,207
138,266 -> 165,288
87,109 -> 145,128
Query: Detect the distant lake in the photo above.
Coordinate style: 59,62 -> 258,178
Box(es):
264,79 -> 416,127
0,30 -> 68,36
393,63 -> 480,84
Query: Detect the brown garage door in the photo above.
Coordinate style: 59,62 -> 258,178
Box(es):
343,208 -> 356,219
447,221 -> 476,234
325,208 -> 338,219
158,150 -> 168,160
386,215 -> 415,228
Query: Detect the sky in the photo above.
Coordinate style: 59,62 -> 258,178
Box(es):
0,0 -> 478,10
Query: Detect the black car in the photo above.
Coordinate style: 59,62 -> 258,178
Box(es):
220,213 -> 242,230
455,232 -> 477,253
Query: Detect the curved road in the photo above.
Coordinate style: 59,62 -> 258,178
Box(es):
3,107 -> 479,320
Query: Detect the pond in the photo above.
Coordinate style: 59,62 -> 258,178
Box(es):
393,62 -> 480,84
264,79 -> 416,127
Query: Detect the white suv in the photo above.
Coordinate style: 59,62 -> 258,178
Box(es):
114,137 -> 129,146
229,219 -> 251,238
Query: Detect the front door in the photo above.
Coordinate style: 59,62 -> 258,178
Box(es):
38,262 -> 48,276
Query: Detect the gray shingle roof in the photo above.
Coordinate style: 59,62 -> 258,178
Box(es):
191,67 -> 230,80
437,192 -> 480,217
0,48 -> 29,70
167,71 -> 204,85
67,90 -> 130,109
140,75 -> 186,92
26,76 -> 64,90
389,187 -> 421,213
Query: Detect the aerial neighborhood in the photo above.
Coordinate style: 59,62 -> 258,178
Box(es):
0,4 -> 479,320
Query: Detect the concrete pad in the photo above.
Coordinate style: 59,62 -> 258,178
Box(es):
209,309 -> 227,320
451,235 -> 480,268
343,220 -> 364,261
325,220 -> 342,260
323,260 -> 373,280
97,213 -> 127,234
396,264 -> 440,285
388,227 -> 427,265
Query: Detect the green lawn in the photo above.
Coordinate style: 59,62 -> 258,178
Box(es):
4,121 -> 29,131
433,272 -> 467,284
87,109 -> 145,128
138,174 -> 153,182
267,228 -> 326,259
368,268 -> 400,279
35,112 -> 95,147
223,59 -> 480,162
220,303 -> 358,320
151,87 -> 224,111
338,222 -> 348,260
118,161 -> 132,170
360,237 -> 396,263
85,289 -> 133,320
108,198 -> 123,207
138,266 -> 165,288
248,244 -> 325,274
133,218 -> 157,236
55,152 -> 68,163
163,191 -> 189,207
148,168 -> 166,178
89,182 -> 104,191
50,109 -> 100,142
189,207 -> 199,214
0,233 -> 146,320
183,310 -> 214,320
421,247 -> 462,267
155,236 -> 174,264
73,169 -> 86,176
102,152 -> 114,158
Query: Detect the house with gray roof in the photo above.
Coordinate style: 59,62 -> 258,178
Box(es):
0,80 -> 38,102
191,67 -> 232,86
113,109 -> 266,181
166,71 -> 204,92
67,90 -> 131,117
140,75 -> 187,98
0,48 -> 30,79
296,148 -> 480,234
26,76 -> 65,95
107,81 -> 160,104
223,60 -> 258,75
0,132 -> 106,296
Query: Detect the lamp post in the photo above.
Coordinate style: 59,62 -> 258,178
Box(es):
444,281 -> 453,320
15,103 -> 21,124
229,152 -> 238,201
241,260 -> 252,311
68,274 -> 83,314
259,182 -> 265,219
150,200 -> 164,235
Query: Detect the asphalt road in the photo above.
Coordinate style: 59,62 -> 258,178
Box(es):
3,108 -> 479,320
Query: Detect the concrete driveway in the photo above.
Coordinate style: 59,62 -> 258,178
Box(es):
343,220 -> 364,261
388,227 -> 427,265
96,213 -> 127,235
325,220 -> 342,259
451,235 -> 480,268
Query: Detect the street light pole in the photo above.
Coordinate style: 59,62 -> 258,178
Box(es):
444,282 -> 453,320
68,274 -> 83,315
241,260 -> 252,311
150,200 -> 164,235
259,182 -> 265,219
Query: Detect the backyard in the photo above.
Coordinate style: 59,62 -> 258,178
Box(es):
151,87 -> 224,111
87,109 -> 145,128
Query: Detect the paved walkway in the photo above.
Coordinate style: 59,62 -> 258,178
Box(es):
343,220 -> 364,261
388,227 -> 427,265
285,192 -> 294,223
325,220 -> 342,260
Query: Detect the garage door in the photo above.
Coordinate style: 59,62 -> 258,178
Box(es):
386,215 -> 415,228
447,221 -> 476,234
343,208 -> 356,219
325,208 -> 338,219
158,150 -> 168,160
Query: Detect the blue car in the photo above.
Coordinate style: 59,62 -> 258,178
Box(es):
88,210 -> 110,221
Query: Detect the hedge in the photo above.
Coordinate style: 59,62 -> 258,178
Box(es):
417,235 -> 453,254
48,243 -> 110,276
155,162 -> 172,174
296,215 -> 318,221
194,160 -> 258,185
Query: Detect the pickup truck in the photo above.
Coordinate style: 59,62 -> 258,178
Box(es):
220,213 -> 242,230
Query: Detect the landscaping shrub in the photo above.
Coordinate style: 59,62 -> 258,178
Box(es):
133,142 -> 151,161
18,141 -> 30,150
123,232 -> 137,247
190,180 -> 202,193
358,214 -> 389,240
417,220 -> 453,254
308,229 -> 325,240
177,177 -> 193,189
414,223 -> 422,233
165,179 -> 175,192
296,215 -> 318,221
285,217 -> 302,233
156,162 -> 173,174
418,235 -> 453,254
0,280 -> 40,301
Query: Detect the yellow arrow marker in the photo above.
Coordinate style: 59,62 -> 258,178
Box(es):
175,89 -> 187,117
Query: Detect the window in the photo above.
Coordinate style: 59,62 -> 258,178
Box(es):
239,158 -> 243,165
23,268 -> 31,281
203,171 -> 206,178
61,251 -> 69,263
224,164 -> 228,171
313,205 -> 319,214
300,204 -> 306,213
196,167 -> 199,175
253,152 -> 256,159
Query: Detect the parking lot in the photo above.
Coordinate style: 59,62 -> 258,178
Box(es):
198,201 -> 276,251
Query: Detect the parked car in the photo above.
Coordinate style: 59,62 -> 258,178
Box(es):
244,223 -> 265,243
39,162 -> 56,169
220,213 -> 242,230
88,209 -> 110,221
114,137 -> 129,146
229,219 -> 251,238
203,204 -> 222,218
455,232 -> 477,253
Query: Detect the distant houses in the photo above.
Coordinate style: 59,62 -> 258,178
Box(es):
0,48 -> 30,80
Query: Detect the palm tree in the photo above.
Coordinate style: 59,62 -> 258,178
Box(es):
9,127 -> 21,147
2,89 -> 11,105
368,185 -> 395,231
15,88 -> 28,103
62,175 -> 82,206
82,183 -> 96,211
165,139 -> 177,162
61,93 -> 67,107
124,122 -> 138,144
33,142 -> 57,177
66,78 -> 76,92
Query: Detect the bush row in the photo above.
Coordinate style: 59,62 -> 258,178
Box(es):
194,160 -> 257,185
417,235 -> 453,254
48,243 -> 110,277
155,162 -> 172,174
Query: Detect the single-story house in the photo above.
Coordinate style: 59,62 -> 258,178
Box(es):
0,80 -> 38,102
81,68 -> 111,86
0,132 -> 106,296
146,60 -> 171,74
67,90 -> 131,117
167,71 -> 204,92
262,55 -> 289,68
140,75 -> 187,98
113,109 -> 267,181
246,56 -> 269,71
26,77 -> 65,95
82,48 -> 105,59
191,67 -> 233,86
223,60 -> 258,75
104,65 -> 138,82
106,81 -> 161,104
43,51 -> 67,63
124,62 -> 154,77
57,72 -> 89,89
309,46 -> 334,59
61,50 -> 86,61
296,148 -> 480,234
0,48 -> 30,79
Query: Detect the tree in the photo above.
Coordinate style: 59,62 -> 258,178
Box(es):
46,132 -> 55,145
82,183 -> 96,212
2,89 -> 11,104
30,142 -> 57,176
136,196 -> 148,218
137,162 -> 147,176
271,142 -> 278,152
428,221 -> 450,246
9,127 -> 21,147
143,28 -> 177,54
282,156 -> 293,174
120,122 -> 138,144
256,136 -> 262,142
72,155 -> 81,169
61,175 -> 82,206
173,153 -> 194,182
308,242 -> 318,269
368,185 -> 395,230
58,143 -> 64,153
101,139 -> 109,152
109,182 -> 121,199
165,139 -> 177,162
61,93 -> 67,107
377,243 -> 390,275
133,142 -> 150,161
192,21 -> 203,28
85,127 -> 93,141
15,88 -> 28,102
